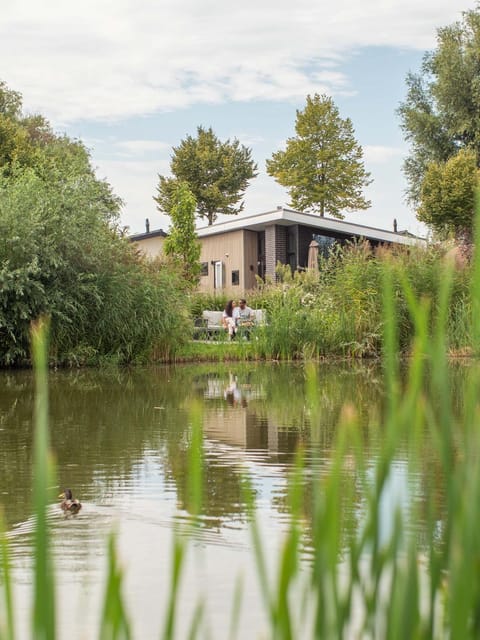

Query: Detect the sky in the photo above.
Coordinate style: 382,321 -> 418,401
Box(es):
1,0 -> 477,237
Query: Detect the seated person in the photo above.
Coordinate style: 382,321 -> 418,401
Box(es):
222,300 -> 237,337
236,298 -> 255,327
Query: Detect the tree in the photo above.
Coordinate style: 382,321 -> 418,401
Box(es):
417,149 -> 479,240
163,182 -> 201,286
0,81 -> 22,119
398,7 -> 480,237
0,79 -> 190,365
266,94 -> 371,218
156,126 -> 258,226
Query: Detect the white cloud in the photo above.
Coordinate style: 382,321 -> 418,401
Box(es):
363,145 -> 406,164
94,157 -> 170,233
233,133 -> 266,148
114,140 -> 171,156
0,0 -> 473,123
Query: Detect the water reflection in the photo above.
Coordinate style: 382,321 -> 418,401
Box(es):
0,362 -> 388,530
0,360 -> 469,637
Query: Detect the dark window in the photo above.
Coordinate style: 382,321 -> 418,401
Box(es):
200,262 -> 208,276
231,270 -> 240,286
257,232 -> 265,280
287,226 -> 297,270
313,234 -> 335,258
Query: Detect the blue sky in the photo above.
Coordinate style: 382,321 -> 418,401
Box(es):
1,1 -> 476,236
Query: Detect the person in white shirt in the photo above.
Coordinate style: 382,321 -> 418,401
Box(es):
222,300 -> 238,338
236,298 -> 254,326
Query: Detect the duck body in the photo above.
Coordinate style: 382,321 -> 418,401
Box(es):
59,488 -> 82,515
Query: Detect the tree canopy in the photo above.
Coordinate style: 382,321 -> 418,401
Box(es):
398,7 -> 480,239
0,80 -> 189,365
155,126 -> 258,226
417,149 -> 479,238
266,94 -> 371,218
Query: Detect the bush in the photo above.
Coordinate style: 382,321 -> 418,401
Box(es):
0,170 -> 189,366
188,241 -> 471,360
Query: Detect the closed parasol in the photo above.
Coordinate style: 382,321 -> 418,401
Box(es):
307,239 -> 320,271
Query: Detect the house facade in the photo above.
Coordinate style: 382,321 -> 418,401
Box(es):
129,226 -> 167,258
131,207 -> 425,293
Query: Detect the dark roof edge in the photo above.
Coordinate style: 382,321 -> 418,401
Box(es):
129,229 -> 167,241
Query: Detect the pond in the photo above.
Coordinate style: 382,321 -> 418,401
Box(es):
0,361 -> 466,638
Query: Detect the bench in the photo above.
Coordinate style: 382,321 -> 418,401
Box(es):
193,309 -> 266,340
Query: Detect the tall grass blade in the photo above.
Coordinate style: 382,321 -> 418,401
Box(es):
271,451 -> 303,640
228,574 -> 244,640
162,403 -> 204,640
0,511 -> 14,640
161,536 -> 186,640
98,533 -> 131,640
186,601 -> 204,640
471,191 -> 480,352
187,403 -> 203,518
243,476 -> 273,628
31,317 -> 56,640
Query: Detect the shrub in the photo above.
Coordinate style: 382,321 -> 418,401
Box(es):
188,241 -> 471,360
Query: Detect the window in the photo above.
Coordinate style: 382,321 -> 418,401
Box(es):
214,261 -> 224,289
313,234 -> 335,258
231,270 -> 240,286
200,262 -> 208,277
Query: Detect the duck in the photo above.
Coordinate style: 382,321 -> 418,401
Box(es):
59,488 -> 82,515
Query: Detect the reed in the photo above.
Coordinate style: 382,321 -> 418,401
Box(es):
0,511 -> 14,640
98,533 -> 131,640
31,318 -> 56,640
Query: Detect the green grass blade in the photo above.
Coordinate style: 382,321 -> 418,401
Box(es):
31,317 -> 56,640
471,191 -> 480,352
187,402 -> 203,518
98,533 -> 131,640
161,536 -> 186,640
242,474 -> 274,628
0,510 -> 14,640
228,574 -> 244,640
186,601 -> 204,640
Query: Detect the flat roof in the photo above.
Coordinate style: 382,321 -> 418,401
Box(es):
196,207 -> 425,247
130,228 -> 167,241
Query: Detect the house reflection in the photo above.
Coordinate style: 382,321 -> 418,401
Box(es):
201,372 -> 300,457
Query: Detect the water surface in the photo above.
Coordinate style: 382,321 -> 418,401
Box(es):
0,361 -> 462,638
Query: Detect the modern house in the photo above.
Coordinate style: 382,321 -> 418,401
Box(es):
129,222 -> 167,259
130,206 -> 425,293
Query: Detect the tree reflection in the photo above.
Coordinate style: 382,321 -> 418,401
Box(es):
0,360 -> 467,551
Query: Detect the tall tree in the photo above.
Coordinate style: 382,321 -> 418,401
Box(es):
266,94 -> 371,218
417,149 -> 479,240
163,182 -> 201,286
398,7 -> 480,239
0,79 -> 191,365
156,126 -> 258,226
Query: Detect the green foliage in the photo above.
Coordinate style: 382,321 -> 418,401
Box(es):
189,292 -> 230,317
398,7 -> 480,234
266,94 -> 372,218
156,126 -> 258,226
99,534 -> 131,640
0,82 -> 22,120
190,241 -> 469,361
0,80 -> 190,366
164,182 -> 201,286
418,148 -> 479,239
